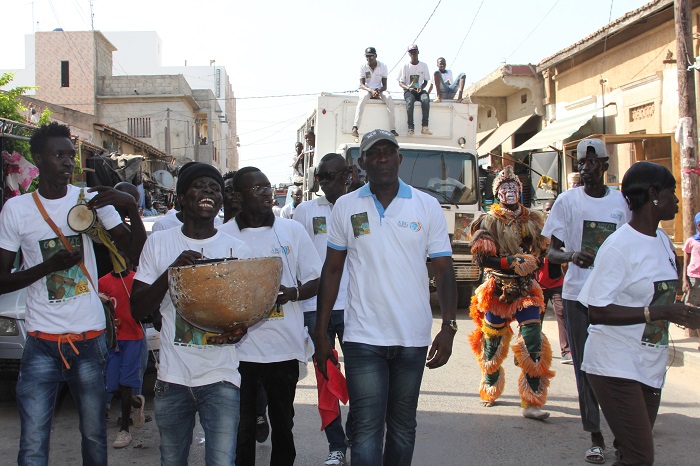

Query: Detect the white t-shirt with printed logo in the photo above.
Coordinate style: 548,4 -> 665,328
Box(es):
293,196 -> 349,312
218,217 -> 322,363
327,180 -> 452,347
0,185 -> 122,333
541,187 -> 631,300
398,61 -> 431,89
134,228 -> 251,387
359,61 -> 388,89
578,224 -> 678,388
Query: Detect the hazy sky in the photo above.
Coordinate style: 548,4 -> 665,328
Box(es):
5,0 -> 651,183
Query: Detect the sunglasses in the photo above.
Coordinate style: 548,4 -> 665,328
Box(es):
315,170 -> 347,182
242,185 -> 274,195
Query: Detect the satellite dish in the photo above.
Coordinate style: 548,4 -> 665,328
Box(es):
153,170 -> 174,189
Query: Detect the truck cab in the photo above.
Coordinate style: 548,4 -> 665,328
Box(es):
299,93 -> 483,306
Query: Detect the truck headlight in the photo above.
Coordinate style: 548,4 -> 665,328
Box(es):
0,317 -> 19,336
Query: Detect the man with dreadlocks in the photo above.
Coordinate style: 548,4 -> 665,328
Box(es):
468,165 -> 555,420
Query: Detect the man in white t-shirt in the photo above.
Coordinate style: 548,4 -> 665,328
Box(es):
219,167 -> 322,465
314,130 -> 457,464
294,153 -> 351,465
542,138 -> 631,465
433,57 -> 466,103
280,185 -> 302,219
398,44 -> 433,136
131,162 -> 251,465
0,122 -> 147,465
352,47 -> 398,139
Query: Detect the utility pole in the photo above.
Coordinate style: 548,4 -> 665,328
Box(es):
165,108 -> 172,156
675,0 -> 699,239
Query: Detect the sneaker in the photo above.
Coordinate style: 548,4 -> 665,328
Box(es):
561,354 -> 574,365
434,97 -> 442,103
408,128 -> 415,136
351,127 -> 359,138
255,414 -> 270,443
113,430 -> 132,449
132,394 -> 145,428
324,450 -> 346,465
390,130 -> 399,137
421,126 -> 433,135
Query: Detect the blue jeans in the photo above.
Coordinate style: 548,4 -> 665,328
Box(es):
343,342 -> 428,466
403,90 -> 430,129
436,72 -> 465,99
155,379 -> 240,466
305,310 -> 347,453
17,333 -> 108,466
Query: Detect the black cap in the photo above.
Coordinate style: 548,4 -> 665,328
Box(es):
365,47 -> 377,55
360,129 -> 399,153
176,162 -> 224,195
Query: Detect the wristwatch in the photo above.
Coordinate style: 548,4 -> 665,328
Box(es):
442,320 -> 458,332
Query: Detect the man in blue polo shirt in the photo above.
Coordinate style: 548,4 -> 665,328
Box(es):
314,129 -> 458,465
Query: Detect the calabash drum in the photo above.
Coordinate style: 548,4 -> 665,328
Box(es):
67,204 -> 103,244
168,257 -> 283,333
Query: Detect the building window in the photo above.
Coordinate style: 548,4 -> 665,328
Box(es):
61,61 -> 70,87
128,117 -> 152,138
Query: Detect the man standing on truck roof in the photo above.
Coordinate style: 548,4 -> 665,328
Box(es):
314,129 -> 457,465
433,57 -> 466,103
352,47 -> 398,139
398,44 -> 432,136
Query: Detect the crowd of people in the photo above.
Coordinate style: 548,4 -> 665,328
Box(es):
1,122 -> 700,466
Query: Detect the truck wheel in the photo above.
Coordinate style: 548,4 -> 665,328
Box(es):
457,285 -> 474,309
0,377 -> 17,402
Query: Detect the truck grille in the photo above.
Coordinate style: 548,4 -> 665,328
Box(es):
454,261 -> 481,281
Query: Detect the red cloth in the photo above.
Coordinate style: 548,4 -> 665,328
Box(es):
98,272 -> 143,340
314,349 -> 349,431
535,257 -> 564,290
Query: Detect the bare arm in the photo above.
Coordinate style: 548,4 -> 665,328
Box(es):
130,250 -> 201,321
426,256 -> 456,369
589,302 -> 700,329
88,186 -> 147,266
683,251 -> 691,292
277,278 -> 319,305
313,247 -> 347,379
0,247 -> 81,294
547,235 -> 595,269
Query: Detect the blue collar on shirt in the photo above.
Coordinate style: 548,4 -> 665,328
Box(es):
357,178 -> 412,199
358,179 -> 412,219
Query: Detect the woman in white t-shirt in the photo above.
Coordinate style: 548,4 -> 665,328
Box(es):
578,162 -> 700,465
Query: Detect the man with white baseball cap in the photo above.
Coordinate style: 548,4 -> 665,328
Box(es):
541,138 -> 632,464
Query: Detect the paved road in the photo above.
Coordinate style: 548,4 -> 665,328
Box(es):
1,304 -> 699,465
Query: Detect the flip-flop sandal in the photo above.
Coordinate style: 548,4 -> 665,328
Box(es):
585,446 -> 605,464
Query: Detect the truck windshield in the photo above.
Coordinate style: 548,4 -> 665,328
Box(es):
348,148 -> 478,205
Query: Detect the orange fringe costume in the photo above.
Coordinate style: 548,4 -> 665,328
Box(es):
468,198 -> 555,409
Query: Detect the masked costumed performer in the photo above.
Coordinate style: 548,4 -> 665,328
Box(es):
468,165 -> 555,420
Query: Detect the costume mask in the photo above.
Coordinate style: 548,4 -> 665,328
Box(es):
497,181 -> 520,205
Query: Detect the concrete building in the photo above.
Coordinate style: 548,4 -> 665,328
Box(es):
1,30 -> 236,172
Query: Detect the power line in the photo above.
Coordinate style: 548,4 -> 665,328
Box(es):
506,0 -> 561,61
387,0 -> 443,75
451,0 -> 486,65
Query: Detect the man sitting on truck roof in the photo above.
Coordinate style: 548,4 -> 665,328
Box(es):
398,43 -> 433,136
352,46 -> 398,139
433,57 -> 466,103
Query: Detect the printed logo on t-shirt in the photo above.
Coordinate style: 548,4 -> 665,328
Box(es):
312,216 -> 327,235
351,212 -> 370,238
173,313 -> 221,347
365,71 -> 371,79
40,235 -> 89,303
641,279 -> 678,348
271,245 -> 291,255
397,220 -> 422,232
581,221 -> 617,257
409,74 -> 420,88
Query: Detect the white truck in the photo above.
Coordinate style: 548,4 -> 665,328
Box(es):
298,92 -> 483,306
